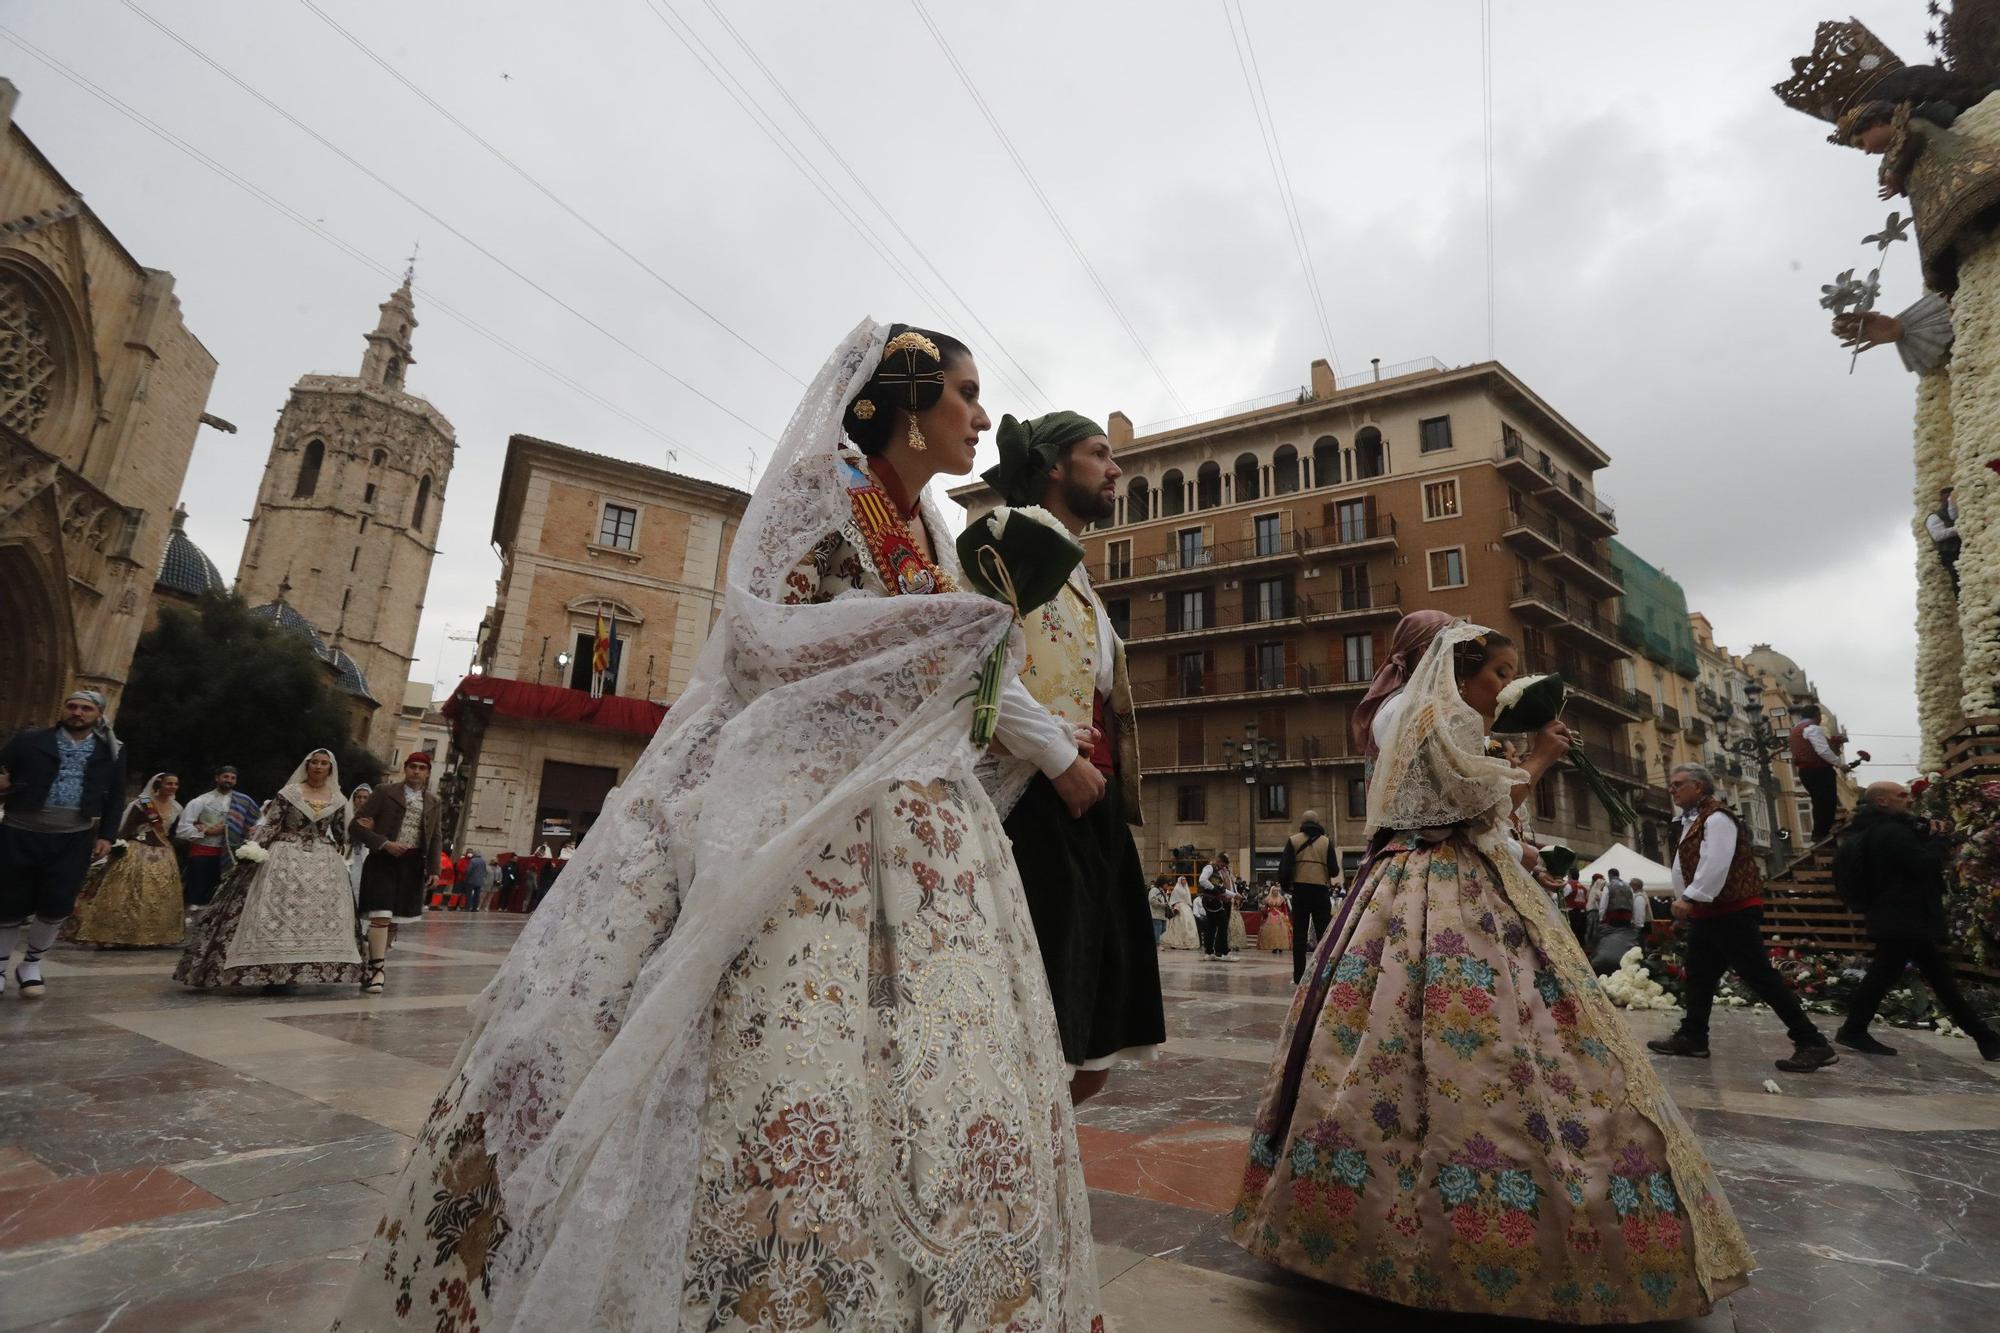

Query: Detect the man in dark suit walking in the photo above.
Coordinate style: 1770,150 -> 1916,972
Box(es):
350,752 -> 441,994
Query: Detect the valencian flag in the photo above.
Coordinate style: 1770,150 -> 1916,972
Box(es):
590,604 -> 618,698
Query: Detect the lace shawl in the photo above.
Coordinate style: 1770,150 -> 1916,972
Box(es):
456,319 -> 1020,1329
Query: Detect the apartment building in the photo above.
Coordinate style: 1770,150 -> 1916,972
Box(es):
952,357 -> 1643,879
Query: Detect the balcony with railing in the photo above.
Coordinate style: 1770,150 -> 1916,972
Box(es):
1501,502 -> 1561,556
1303,660 -> 1379,693
1660,704 -> 1681,731
1686,716 -> 1708,743
1548,530 -> 1624,595
1495,438 -> 1615,534
1580,741 -> 1648,787
1509,578 -> 1622,652
1151,732 -> 1366,773
1121,591 -> 1307,644
1133,662 -> 1315,707
1303,581 -> 1401,623
1496,436 -> 1559,491
1098,530 -> 1304,589
1559,666 -> 1647,721
1299,514 -> 1399,557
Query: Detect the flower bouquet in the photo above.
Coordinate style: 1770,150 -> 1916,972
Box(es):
955,505 -> 1084,747
1490,674 -> 1637,829
1537,843 -> 1579,881
233,841 -> 270,864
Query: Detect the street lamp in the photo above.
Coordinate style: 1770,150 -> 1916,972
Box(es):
1709,678 -> 1790,878
1224,721 -> 1281,885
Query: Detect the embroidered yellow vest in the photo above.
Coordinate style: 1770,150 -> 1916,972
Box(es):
1020,581 -> 1101,732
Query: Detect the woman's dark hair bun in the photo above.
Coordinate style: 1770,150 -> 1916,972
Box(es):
842,324 -> 971,456
1452,630 -> 1515,682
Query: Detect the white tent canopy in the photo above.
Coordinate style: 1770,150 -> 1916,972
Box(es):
1579,843 -> 1675,889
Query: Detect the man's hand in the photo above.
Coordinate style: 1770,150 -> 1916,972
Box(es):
425,875 -> 439,891
384,840 -> 412,857
94,839 -> 110,860
1051,756 -> 1106,819
201,820 -> 225,836
1832,310 -> 1902,350
1075,725 -> 1101,756
1671,898 -> 1692,922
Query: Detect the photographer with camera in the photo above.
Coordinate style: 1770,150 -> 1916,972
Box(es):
1835,781 -> 2000,1060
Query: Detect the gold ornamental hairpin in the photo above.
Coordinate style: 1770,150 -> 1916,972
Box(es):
882,330 -> 941,361
852,398 -> 877,420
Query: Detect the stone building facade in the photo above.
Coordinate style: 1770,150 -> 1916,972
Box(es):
0,80 -> 220,733
954,357 -> 1645,879
450,435 -> 746,855
234,278 -> 452,760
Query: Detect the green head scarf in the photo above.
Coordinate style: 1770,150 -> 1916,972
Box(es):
980,411 -> 1107,507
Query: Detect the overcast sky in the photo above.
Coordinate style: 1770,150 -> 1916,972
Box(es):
4,1 -> 1936,776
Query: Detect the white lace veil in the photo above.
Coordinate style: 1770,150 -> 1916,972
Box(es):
274,748 -> 347,826
458,318 -> 1018,1329
1365,621 -> 1526,839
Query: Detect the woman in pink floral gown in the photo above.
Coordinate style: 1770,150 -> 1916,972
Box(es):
1231,622 -> 1752,1322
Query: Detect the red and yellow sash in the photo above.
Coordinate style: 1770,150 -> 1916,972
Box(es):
841,459 -> 954,596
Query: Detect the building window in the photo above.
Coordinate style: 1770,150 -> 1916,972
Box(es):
1254,513 -> 1282,556
1250,576 -> 1289,622
349,547 -> 360,572
1104,597 -> 1130,638
1535,775 -> 1557,819
293,440 -> 324,498
1259,781 -> 1289,820
1333,498 -> 1368,544
1177,527 -> 1205,568
1346,776 -> 1367,819
569,630 -> 623,693
1423,478 -> 1460,520
1338,562 -> 1371,610
598,502 -> 638,550
1172,588 -> 1207,632
1501,422 -> 1523,454
1255,642 -> 1285,690
1570,775 -> 1592,827
412,474 -> 433,529
1174,651 -> 1208,697
1177,784 -> 1206,822
1427,546 -> 1467,589
1344,632 -> 1374,683
1354,426 -> 1385,478
1107,538 -> 1132,580
363,482 -> 376,504
1419,416 -> 1454,453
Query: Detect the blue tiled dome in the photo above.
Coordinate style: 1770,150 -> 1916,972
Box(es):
325,646 -> 378,704
156,507 -> 225,596
248,599 -> 377,703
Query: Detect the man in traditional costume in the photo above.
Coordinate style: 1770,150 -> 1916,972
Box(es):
177,764 -> 246,909
1649,764 -> 1838,1072
1277,810 -> 1337,983
349,752 -> 441,994
1789,703 -> 1862,842
0,689 -> 126,996
978,410 -> 1166,1104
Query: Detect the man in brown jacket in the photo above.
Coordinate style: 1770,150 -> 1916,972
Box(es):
350,752 -> 441,994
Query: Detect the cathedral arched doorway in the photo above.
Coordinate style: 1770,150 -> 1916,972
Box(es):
0,542 -> 72,734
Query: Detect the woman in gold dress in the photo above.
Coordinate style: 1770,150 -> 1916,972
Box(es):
65,772 -> 184,948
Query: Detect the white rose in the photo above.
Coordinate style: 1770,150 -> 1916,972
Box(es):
234,842 -> 269,864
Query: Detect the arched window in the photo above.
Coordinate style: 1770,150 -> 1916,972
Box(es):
412,473 -> 432,529
384,355 -> 403,388
1272,444 -> 1299,494
1195,461 -> 1222,510
371,449 -> 387,466
1312,435 -> 1340,487
293,439 -> 324,497
1354,427 -> 1385,480
1233,453 -> 1260,504
1126,476 -> 1150,523
1160,468 -> 1186,517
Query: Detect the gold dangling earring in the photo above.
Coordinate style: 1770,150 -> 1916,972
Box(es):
905,415 -> 927,452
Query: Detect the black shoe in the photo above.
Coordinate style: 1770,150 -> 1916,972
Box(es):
1775,1042 -> 1840,1073
1836,1027 -> 1898,1057
1974,1030 -> 2000,1062
1647,1033 -> 1709,1058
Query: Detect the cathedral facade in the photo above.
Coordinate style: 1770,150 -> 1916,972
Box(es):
234,278 -> 454,760
0,80 -> 220,734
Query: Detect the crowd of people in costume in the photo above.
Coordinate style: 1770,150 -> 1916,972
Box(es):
3,310 -> 1992,1330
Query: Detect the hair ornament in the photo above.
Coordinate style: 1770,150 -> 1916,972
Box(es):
882,330 -> 941,361
852,398 -> 876,421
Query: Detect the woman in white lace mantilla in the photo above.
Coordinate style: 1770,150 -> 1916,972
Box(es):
1231,621 -> 1751,1323
330,321 -> 1101,1332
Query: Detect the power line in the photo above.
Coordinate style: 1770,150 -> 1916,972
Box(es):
119,0 -> 779,444
691,0 -> 1056,412
1481,0 -> 1496,360
291,0 -> 804,388
0,23 -> 709,471
908,0 -> 1191,417
632,0 -> 1044,413
1222,0 -> 1341,376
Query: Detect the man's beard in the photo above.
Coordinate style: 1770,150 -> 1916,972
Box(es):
1058,474 -> 1115,523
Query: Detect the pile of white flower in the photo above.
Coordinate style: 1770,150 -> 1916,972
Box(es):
1910,372 -> 1963,772
1601,947 -> 1679,1011
233,842 -> 269,864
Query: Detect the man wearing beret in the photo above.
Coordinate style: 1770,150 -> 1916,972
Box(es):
0,689 -> 127,997
979,412 -> 1166,1102
350,751 -> 442,994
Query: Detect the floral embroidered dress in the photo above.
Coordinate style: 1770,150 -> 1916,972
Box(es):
1231,625 -> 1752,1323
330,445 -> 1099,1331
174,766 -> 362,989
64,780 -> 184,948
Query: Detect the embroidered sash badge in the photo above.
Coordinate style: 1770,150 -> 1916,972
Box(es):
842,459 -> 943,595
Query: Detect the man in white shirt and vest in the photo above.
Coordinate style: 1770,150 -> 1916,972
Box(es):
1790,704 -> 1861,843
1277,811 -> 1339,983
1925,486 -> 1960,593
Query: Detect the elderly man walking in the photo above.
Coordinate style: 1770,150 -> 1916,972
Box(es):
1647,763 -> 1839,1073
0,689 -> 127,997
1278,810 -> 1339,983
1835,781 -> 2000,1059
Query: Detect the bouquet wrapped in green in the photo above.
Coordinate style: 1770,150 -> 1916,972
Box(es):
955,504 -> 1084,747
1537,843 -> 1579,880
1490,674 -> 1637,829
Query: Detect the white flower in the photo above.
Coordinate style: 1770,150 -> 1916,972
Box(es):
1495,674 -> 1552,712
233,842 -> 269,863
1762,1079 -> 1783,1094
985,505 -> 1067,539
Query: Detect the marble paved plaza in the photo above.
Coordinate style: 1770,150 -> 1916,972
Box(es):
4,915 -> 1998,1330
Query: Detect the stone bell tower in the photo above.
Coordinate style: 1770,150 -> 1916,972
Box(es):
235,275 -> 456,759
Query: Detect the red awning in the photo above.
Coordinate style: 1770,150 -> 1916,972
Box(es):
443,675 -> 667,738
